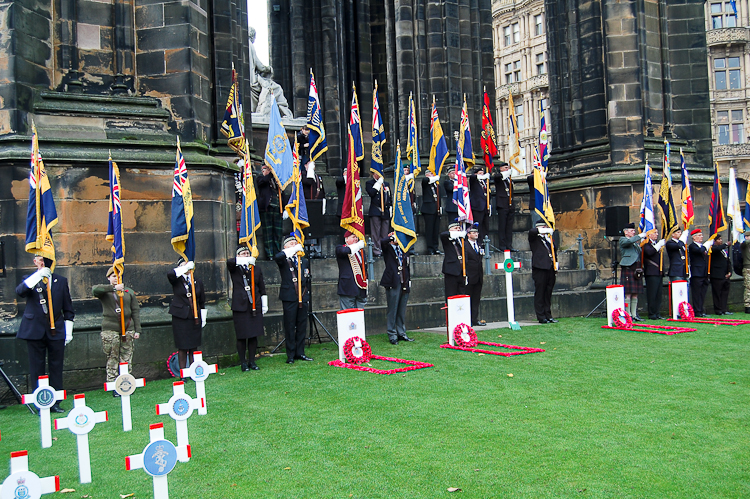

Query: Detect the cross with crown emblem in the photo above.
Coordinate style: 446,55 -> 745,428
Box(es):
53,394 -> 108,484
104,362 -> 145,431
156,381 -> 204,447
21,376 -> 66,449
0,450 -> 59,498
179,351 -> 216,416
125,423 -> 190,499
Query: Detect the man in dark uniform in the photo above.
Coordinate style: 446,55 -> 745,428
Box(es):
274,235 -> 313,364
642,232 -> 666,320
421,170 -> 442,255
227,245 -> 267,371
380,232 -> 414,344
336,232 -> 368,310
168,258 -> 206,372
709,234 -> 733,315
529,220 -> 558,324
443,167 -> 458,220
296,125 -> 311,165
465,223 -> 485,326
365,170 -> 392,257
16,255 -> 75,412
468,166 -> 491,241
257,162 -> 283,259
440,220 -> 468,300
665,228 -> 689,281
493,164 -> 514,251
688,229 -> 711,317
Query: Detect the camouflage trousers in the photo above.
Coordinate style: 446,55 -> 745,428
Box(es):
744,269 -> 750,307
101,330 -> 136,382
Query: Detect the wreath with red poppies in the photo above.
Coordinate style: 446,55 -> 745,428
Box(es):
343,336 -> 372,364
678,301 -> 695,320
453,323 -> 478,347
611,308 -> 633,328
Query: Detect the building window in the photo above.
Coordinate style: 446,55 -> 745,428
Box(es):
715,57 -> 741,90
535,14 -> 543,36
711,2 -> 737,28
504,26 -> 511,46
515,104 -> 524,131
505,63 -> 513,83
536,53 -> 546,75
512,23 -> 520,44
505,61 -> 522,83
717,110 -> 744,144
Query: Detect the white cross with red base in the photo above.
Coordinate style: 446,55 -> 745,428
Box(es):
0,450 -> 59,498
21,376 -> 66,448
495,250 -> 523,330
104,362 -> 145,432
179,351 -> 217,415
156,381 -> 203,447
126,423 -> 190,499
53,394 -> 108,484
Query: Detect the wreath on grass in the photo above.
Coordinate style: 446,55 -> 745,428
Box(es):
678,301 -> 695,320
453,323 -> 478,347
611,308 -> 633,328
343,336 -> 372,364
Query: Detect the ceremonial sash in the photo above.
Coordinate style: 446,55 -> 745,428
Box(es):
349,252 -> 367,289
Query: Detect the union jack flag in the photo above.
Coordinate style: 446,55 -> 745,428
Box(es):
452,138 -> 473,224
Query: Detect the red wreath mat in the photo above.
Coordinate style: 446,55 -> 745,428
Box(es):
602,324 -> 696,335
440,341 -> 545,356
328,354 -> 434,375
667,318 -> 750,326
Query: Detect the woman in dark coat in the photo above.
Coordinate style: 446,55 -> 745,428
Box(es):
168,258 -> 206,370
227,245 -> 268,370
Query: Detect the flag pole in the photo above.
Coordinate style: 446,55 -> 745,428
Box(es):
190,270 -> 198,323
117,269 -> 126,337
298,254 -> 303,308
45,277 -> 55,330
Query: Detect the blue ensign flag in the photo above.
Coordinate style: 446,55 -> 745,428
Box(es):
25,123 -> 58,269
265,95 -> 294,189
106,156 -> 126,276
171,139 -> 196,262
392,142 -> 417,252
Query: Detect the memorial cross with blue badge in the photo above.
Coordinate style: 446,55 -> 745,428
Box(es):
53,394 -> 108,484
126,422 -> 190,499
179,351 -> 217,416
156,381 -> 204,447
21,376 -> 66,449
0,450 -> 60,498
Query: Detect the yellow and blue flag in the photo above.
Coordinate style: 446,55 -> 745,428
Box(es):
657,139 -> 678,238
220,67 -> 246,154
25,123 -> 58,270
106,155 -> 125,276
239,145 -> 261,258
533,163 -> 555,229
392,142 -> 417,252
307,70 -> 328,161
680,148 -> 694,230
406,92 -> 420,176
285,135 -> 310,245
350,84 -> 364,161
428,96 -> 449,178
171,138 -> 195,262
459,96 -> 475,167
709,162 -> 728,241
371,81 -> 386,178
265,95 -> 294,189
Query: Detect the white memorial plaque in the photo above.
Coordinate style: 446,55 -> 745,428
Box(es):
606,285 -> 625,327
156,381 -> 203,447
0,450 -> 59,499
126,423 -> 190,499
21,376 -> 66,449
447,295 -> 471,346
104,363 -> 145,432
179,351 -> 217,416
671,280 -> 689,319
336,308 -> 366,362
54,394 -> 108,484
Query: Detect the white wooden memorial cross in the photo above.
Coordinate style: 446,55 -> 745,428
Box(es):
53,394 -> 108,484
156,381 -> 203,447
0,450 -> 60,498
126,422 -> 191,499
495,250 -> 522,330
21,375 -> 66,448
104,362 -> 145,431
179,351 -> 216,416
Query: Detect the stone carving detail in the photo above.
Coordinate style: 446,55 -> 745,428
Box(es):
498,74 -> 547,98
714,143 -> 750,158
706,27 -> 749,46
249,26 -> 293,118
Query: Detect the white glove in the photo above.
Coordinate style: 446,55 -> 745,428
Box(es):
200,309 -> 207,328
538,227 -> 554,235
679,230 -> 689,244
349,240 -> 365,253
261,295 -> 269,315
174,264 -> 191,277
24,267 -> 52,288
638,232 -> 648,239
654,240 -> 666,252
449,230 -> 467,240
703,239 -> 714,249
293,244 -> 305,255
322,198 -> 327,215
236,256 -> 254,266
283,246 -> 297,259
65,320 -> 74,346
429,175 -> 439,184
282,210 -> 290,220
306,162 -> 316,179
237,159 -> 245,169
373,177 -> 384,191
404,174 -> 414,181
502,170 -> 512,180
479,173 -> 490,180
186,261 -> 195,271
554,262 -> 559,271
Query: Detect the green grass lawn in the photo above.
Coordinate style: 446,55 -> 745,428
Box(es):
2,318 -> 750,498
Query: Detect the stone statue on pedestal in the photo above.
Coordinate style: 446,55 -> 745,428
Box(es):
249,26 -> 293,118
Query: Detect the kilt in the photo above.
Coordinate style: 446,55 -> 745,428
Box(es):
172,316 -> 202,350
621,264 -> 644,295
232,308 -> 264,340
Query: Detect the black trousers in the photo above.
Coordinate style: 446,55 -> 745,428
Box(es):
466,281 -> 482,325
423,213 -> 440,253
471,209 -> 490,242
26,336 -> 65,391
532,268 -> 556,321
496,206 -> 514,250
282,300 -> 309,360
690,276 -> 709,315
444,274 -> 467,301
711,277 -> 730,314
645,275 -> 663,318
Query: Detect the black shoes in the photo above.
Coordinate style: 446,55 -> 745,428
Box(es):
390,338 -> 398,345
547,318 -> 559,323
398,335 -> 414,342
50,403 -> 64,414
113,391 -> 121,398
286,359 -> 295,364
249,362 -> 259,370
539,319 -> 549,324
474,320 -> 487,326
241,362 -> 250,372
632,315 -> 643,322
724,311 -> 734,315
296,355 -> 314,361
745,307 -> 750,314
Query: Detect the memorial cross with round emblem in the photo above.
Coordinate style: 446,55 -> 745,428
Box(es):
104,362 -> 145,431
179,351 -> 217,416
0,450 -> 59,499
125,423 -> 191,499
155,381 -> 204,447
494,249 -> 522,330
53,394 -> 108,484
21,376 -> 66,449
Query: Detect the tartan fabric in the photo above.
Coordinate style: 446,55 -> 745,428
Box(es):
260,210 -> 283,259
621,264 -> 644,295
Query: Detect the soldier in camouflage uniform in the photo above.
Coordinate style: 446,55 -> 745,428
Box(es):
93,268 -> 141,392
741,231 -> 750,314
